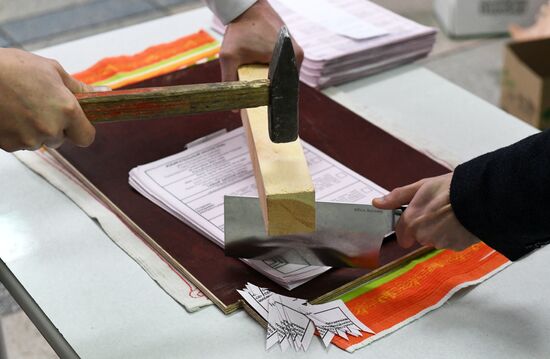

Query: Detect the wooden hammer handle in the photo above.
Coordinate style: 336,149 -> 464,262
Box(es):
77,80 -> 270,123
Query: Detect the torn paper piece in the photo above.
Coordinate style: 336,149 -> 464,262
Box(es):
238,283 -> 374,351
306,300 -> 374,336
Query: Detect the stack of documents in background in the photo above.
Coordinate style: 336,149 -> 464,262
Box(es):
212,0 -> 437,88
129,127 -> 387,290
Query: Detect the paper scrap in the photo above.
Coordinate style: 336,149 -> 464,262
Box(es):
239,283 -> 374,351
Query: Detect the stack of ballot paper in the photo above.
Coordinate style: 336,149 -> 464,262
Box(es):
212,0 -> 436,88
239,283 -> 373,351
129,127 -> 387,290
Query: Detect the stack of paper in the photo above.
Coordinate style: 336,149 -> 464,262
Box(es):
212,0 -> 436,88
129,127 -> 387,289
239,283 -> 373,351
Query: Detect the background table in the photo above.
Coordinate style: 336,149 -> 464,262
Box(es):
1,5 -> 548,359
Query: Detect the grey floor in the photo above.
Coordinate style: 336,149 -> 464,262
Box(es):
0,0 -> 510,357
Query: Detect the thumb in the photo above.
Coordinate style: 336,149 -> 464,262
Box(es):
373,180 -> 425,209
292,40 -> 304,71
220,56 -> 240,112
57,65 -> 110,93
220,56 -> 239,82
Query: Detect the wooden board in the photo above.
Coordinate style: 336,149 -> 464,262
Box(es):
238,65 -> 315,235
55,60 -> 449,313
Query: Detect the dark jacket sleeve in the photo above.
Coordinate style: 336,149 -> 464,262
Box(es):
450,129 -> 550,260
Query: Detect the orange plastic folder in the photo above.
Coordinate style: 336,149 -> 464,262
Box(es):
74,30 -> 220,89
333,244 -> 509,351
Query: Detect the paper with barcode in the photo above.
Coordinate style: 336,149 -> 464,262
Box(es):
239,283 -> 374,351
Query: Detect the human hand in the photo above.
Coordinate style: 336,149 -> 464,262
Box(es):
373,173 -> 480,251
0,48 -> 107,152
219,0 -> 304,82
509,1 -> 550,41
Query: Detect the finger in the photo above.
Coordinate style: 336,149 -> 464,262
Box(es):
55,63 -> 110,93
43,133 -> 65,149
432,211 -> 468,251
220,53 -> 240,82
292,40 -> 304,70
91,85 -> 112,92
62,75 -> 97,94
63,98 -> 96,147
221,52 -> 241,111
394,210 -> 417,248
373,180 -> 425,209
57,71 -> 111,95
416,227 -> 437,248
416,206 -> 456,250
0,135 -> 40,152
0,138 -> 19,152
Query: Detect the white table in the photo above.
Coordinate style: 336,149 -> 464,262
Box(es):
1,7 -> 549,359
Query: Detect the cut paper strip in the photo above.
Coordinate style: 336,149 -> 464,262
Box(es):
238,283 -> 373,351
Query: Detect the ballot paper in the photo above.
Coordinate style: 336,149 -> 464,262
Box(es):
212,0 -> 436,88
129,127 -> 387,289
239,283 -> 373,351
276,0 -> 388,40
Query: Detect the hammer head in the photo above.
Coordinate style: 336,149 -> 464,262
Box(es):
268,26 -> 299,143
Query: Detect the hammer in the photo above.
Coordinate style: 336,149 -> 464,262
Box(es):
76,26 -> 299,143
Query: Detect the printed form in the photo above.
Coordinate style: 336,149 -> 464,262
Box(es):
129,127 -> 387,289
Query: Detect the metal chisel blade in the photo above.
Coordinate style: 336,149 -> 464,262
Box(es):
223,196 -> 401,268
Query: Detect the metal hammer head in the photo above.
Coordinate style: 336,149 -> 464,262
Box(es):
268,26 -> 299,143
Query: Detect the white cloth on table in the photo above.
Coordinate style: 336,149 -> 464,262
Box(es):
13,150 -> 212,313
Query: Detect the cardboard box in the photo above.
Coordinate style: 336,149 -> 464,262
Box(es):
434,0 -> 546,37
501,38 -> 550,129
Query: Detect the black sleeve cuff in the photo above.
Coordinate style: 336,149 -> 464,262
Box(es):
450,162 -> 531,261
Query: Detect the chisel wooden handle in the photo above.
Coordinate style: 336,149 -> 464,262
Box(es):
76,80 -> 270,123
